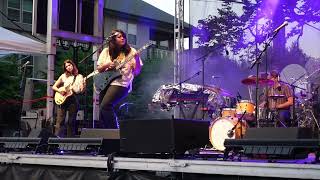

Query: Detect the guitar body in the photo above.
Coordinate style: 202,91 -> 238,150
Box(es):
94,70 -> 122,92
54,90 -> 73,105
94,41 -> 152,92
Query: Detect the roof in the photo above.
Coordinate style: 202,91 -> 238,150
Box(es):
0,27 -> 46,55
105,0 -> 174,25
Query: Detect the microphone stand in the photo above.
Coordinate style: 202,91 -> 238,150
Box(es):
250,30 -> 281,128
228,111 -> 246,139
78,37 -> 109,127
174,71 -> 202,119
79,39 -> 109,64
18,62 -> 28,137
178,71 -> 201,85
195,45 -> 224,120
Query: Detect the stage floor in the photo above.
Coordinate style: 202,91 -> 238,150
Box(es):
0,152 -> 319,179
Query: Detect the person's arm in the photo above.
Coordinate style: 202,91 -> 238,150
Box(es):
276,85 -> 293,109
52,75 -> 64,93
128,48 -> 143,76
276,96 -> 293,109
133,53 -> 143,76
72,74 -> 86,93
97,48 -> 115,72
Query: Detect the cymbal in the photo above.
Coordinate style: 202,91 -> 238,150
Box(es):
204,85 -> 233,97
241,75 -> 274,86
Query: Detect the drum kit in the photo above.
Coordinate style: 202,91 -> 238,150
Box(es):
209,75 -> 271,151
152,73 -> 320,151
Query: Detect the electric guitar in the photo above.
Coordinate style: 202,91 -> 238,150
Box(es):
94,42 -> 152,92
54,70 -> 99,105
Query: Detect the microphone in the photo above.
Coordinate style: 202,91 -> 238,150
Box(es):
273,21 -> 288,33
211,75 -> 221,79
105,32 -> 120,41
227,129 -> 234,138
20,61 -> 30,68
227,128 -> 234,138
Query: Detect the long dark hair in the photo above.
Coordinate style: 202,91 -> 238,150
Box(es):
108,29 -> 131,61
63,59 -> 78,76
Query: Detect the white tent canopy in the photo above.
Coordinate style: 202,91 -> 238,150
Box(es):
0,27 -> 46,55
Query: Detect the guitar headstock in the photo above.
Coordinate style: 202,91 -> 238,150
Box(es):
139,41 -> 153,52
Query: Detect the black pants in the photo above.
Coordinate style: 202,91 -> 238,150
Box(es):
55,95 -> 78,137
99,85 -> 129,129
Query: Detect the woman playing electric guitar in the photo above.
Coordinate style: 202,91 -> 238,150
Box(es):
97,29 -> 143,129
52,59 -> 86,137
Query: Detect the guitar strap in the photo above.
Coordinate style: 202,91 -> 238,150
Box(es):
72,75 -> 77,85
71,75 -> 77,93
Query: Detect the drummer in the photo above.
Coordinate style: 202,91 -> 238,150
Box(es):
259,70 -> 293,127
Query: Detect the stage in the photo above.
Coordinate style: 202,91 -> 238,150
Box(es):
0,152 -> 319,179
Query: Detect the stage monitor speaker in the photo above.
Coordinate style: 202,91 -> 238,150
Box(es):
119,119 -> 209,154
224,127 -> 318,159
80,128 -> 120,155
48,137 -> 104,155
0,137 -> 41,153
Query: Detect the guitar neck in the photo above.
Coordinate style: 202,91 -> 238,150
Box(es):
116,42 -> 152,70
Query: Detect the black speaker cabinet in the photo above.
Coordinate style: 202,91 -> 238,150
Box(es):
80,128 -> 120,155
119,119 -> 210,154
244,127 -> 313,139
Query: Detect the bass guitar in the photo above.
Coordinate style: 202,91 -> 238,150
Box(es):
94,42 -> 152,92
54,70 -> 99,105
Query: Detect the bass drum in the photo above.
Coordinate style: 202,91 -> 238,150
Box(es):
209,117 -> 248,151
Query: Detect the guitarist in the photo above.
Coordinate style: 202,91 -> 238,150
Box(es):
52,59 -> 85,137
97,29 -> 143,128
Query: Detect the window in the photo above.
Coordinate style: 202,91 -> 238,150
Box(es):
117,21 -> 137,45
22,0 -> 32,24
7,0 -> 33,24
8,0 -> 20,21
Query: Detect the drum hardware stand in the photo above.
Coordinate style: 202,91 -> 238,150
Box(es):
227,111 -> 246,139
250,30 -> 281,128
297,106 -> 320,131
289,73 -> 307,121
268,110 -> 287,128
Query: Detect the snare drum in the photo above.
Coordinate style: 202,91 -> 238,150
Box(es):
221,108 -> 236,118
209,117 -> 248,151
236,100 -> 255,115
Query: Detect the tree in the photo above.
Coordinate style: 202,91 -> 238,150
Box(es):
195,0 -> 320,64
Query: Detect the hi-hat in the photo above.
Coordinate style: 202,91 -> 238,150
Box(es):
241,75 -> 274,86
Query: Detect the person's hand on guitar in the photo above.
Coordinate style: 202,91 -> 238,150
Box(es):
58,85 -> 73,96
98,61 -> 116,72
57,86 -> 67,95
